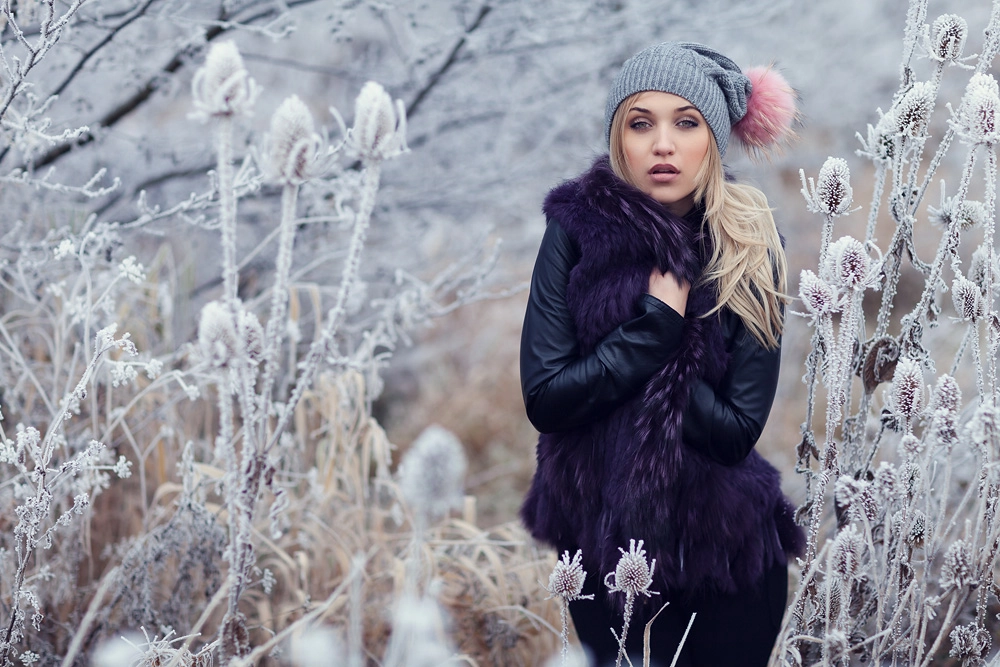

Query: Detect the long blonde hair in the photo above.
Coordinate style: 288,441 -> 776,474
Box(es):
609,93 -> 789,349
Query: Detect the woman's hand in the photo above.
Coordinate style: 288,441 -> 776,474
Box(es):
648,268 -> 690,317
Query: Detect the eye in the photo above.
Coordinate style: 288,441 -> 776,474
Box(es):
677,118 -> 700,129
629,118 -> 652,131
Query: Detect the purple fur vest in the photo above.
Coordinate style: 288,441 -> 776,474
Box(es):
520,157 -> 803,610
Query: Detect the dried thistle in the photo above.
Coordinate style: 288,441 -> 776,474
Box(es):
268,95 -> 321,184
928,14 -> 968,63
351,81 -> 408,162
940,540 -> 975,590
831,524 -> 864,582
894,82 -> 935,137
825,236 -> 873,290
886,357 -> 924,427
952,73 -> 1000,145
799,269 -> 837,317
544,550 -> 594,666
191,41 -> 258,121
952,276 -> 983,321
604,539 -> 658,667
949,622 -> 991,662
804,157 -> 854,216
398,425 -> 467,527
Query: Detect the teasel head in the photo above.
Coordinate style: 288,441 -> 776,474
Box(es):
967,403 -> 1000,461
952,276 -> 983,322
831,524 -> 864,582
198,300 -> 238,367
545,550 -> 593,602
940,539 -> 975,590
929,14 -> 968,63
814,157 -> 854,216
604,539 -> 657,598
268,95 -> 321,184
823,630 -> 849,664
949,623 -> 991,663
931,195 -> 989,231
887,357 -> 925,428
900,433 -> 924,460
799,269 -> 837,318
907,510 -> 928,549
191,41 -> 258,121
968,246 -> 999,290
873,462 -> 898,504
894,82 -> 935,137
953,73 -> 1000,145
398,425 -> 467,527
826,236 -> 872,290
902,461 -> 923,499
351,81 -> 408,162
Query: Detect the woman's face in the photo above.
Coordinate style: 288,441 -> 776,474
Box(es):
620,91 -> 712,216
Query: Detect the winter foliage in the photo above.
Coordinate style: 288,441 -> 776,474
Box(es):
0,0 -> 998,665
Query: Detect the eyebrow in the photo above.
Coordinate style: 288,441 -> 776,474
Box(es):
628,105 -> 699,114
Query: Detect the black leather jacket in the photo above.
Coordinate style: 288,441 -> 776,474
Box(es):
520,219 -> 782,466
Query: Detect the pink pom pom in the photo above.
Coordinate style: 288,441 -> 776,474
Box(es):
733,65 -> 798,157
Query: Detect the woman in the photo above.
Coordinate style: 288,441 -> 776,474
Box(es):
519,42 -> 805,666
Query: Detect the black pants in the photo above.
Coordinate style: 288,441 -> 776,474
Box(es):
568,561 -> 788,667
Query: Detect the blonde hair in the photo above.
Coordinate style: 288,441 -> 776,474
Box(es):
609,93 -> 789,349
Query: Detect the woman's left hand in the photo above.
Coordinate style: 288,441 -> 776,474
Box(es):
648,268 -> 690,317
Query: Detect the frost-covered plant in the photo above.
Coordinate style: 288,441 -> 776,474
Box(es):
544,550 -> 594,665
604,539 -> 658,667
779,1 -> 1000,664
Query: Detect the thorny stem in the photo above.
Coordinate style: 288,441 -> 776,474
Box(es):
614,590 -> 635,667
265,161 -> 382,453
258,182 -> 299,443
216,116 -> 238,305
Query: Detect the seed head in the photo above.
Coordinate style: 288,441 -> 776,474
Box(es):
545,550 -> 593,602
967,403 -> 1000,460
823,630 -> 849,663
191,41 -> 258,120
952,275 -> 983,321
604,539 -> 657,598
268,95 -> 320,184
352,81 -> 407,162
198,301 -> 238,367
932,196 -> 990,231
398,425 -> 467,526
907,510 -> 928,548
900,433 -> 924,458
968,246 -> 999,288
873,462 -> 897,502
930,374 -> 961,415
929,14 -> 968,62
831,524 -> 864,581
799,269 -> 837,316
940,539 -> 975,590
954,73 -> 1000,144
950,623 -> 991,662
825,236 -> 871,290
888,357 -> 924,423
894,82 -> 935,137
815,157 -> 853,215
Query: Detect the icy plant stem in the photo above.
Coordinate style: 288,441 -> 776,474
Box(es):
899,147 -> 978,348
259,182 -> 299,441
982,148 -> 997,394
266,162 -> 382,452
559,599 -> 570,665
615,591 -> 635,667
216,115 -> 238,304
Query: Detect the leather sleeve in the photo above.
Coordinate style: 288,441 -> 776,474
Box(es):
520,220 -> 686,434
681,312 -> 782,466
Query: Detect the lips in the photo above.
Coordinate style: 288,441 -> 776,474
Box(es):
648,163 -> 679,182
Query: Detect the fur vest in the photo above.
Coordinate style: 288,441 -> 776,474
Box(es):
520,156 -> 803,611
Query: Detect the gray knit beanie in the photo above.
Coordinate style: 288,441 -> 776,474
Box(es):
604,41 -> 751,156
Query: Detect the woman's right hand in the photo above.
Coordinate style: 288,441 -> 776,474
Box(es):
648,268 -> 690,317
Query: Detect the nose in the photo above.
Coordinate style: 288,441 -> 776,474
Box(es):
653,127 -> 675,155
